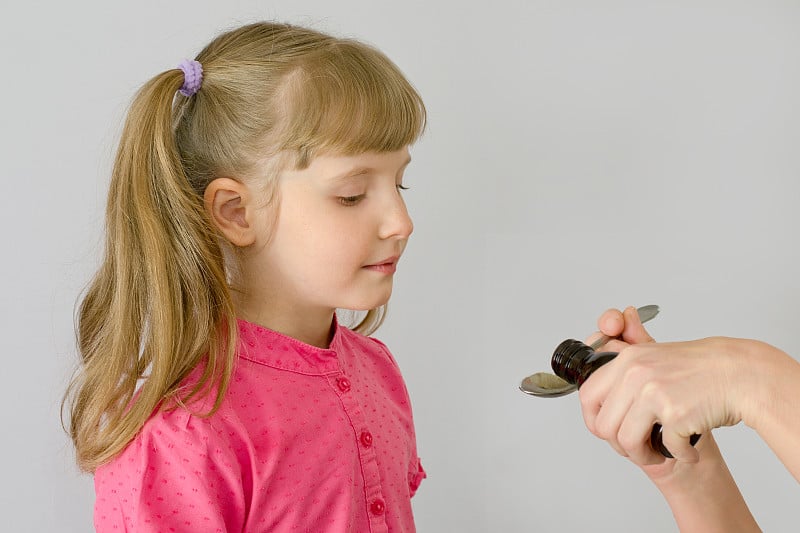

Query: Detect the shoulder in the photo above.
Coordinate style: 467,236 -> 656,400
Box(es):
339,327 -> 408,378
94,405 -> 249,531
338,327 -> 412,400
97,404 -> 243,480
339,326 -> 398,363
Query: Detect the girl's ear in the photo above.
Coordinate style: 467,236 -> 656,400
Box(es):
204,178 -> 256,247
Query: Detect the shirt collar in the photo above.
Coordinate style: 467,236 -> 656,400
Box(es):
236,317 -> 343,375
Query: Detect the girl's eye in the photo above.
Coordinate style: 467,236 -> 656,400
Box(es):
338,194 -> 365,206
397,184 -> 409,191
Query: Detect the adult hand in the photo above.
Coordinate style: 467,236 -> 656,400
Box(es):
572,307 -> 770,532
578,307 -> 746,468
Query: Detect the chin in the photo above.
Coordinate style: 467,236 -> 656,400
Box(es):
347,290 -> 393,311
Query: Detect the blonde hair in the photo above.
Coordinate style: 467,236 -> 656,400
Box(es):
64,21 -> 426,472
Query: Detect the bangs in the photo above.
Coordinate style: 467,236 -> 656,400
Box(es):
276,41 -> 426,167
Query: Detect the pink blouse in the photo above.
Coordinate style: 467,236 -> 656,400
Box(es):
94,319 -> 425,532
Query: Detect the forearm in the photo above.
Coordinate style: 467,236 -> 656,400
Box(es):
650,435 -> 760,533
651,337 -> 800,532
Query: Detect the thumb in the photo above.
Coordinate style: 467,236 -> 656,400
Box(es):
597,308 -> 625,338
621,306 -> 655,344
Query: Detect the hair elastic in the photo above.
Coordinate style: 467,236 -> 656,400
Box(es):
177,59 -> 203,97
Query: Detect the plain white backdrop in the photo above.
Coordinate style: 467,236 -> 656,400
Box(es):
2,1 -> 799,531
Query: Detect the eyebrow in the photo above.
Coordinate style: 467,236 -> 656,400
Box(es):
331,157 -> 412,181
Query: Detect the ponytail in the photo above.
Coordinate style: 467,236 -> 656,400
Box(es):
65,69 -> 237,472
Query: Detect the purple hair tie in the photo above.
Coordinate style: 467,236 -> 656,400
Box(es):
178,59 -> 203,97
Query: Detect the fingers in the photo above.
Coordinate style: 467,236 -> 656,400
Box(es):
586,389 -> 700,465
579,382 -> 628,458
620,306 -> 655,344
617,410 -> 665,465
659,428 -> 701,463
582,306 -> 698,465
589,306 -> 656,349
579,338 -> 699,466
584,382 -> 634,458
582,362 -> 664,464
616,399 -> 700,465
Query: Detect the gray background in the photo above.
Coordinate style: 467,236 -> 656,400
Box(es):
2,0 -> 799,531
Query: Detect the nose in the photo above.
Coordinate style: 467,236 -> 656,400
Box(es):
378,192 -> 414,240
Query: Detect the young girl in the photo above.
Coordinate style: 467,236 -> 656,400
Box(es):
64,21 -> 426,532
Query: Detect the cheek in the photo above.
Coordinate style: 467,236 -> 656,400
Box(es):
278,195 -> 374,265
317,224 -> 366,260
320,208 -> 372,240
293,212 -> 361,259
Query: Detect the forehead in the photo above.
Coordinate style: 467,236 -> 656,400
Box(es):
301,148 -> 412,181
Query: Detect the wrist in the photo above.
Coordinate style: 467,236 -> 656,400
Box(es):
644,434 -> 759,532
730,339 -> 791,431
736,338 -> 799,432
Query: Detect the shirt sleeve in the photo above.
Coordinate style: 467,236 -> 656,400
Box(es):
409,457 -> 427,497
94,409 -> 248,533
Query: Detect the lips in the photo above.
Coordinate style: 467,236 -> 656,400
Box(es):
363,256 -> 399,274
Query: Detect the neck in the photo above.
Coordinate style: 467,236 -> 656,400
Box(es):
232,291 -> 336,349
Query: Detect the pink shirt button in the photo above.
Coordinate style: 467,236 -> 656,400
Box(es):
370,498 -> 385,516
337,377 -> 351,392
360,431 -> 373,447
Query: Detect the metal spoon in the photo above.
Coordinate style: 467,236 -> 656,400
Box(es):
519,305 -> 660,397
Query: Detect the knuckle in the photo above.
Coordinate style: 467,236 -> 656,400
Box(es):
617,431 -> 640,452
593,416 -> 615,440
609,443 -> 629,458
604,339 -> 629,353
621,362 -> 651,389
577,388 -> 598,413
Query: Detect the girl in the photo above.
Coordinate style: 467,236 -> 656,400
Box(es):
579,306 -> 800,531
64,21 -> 426,532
